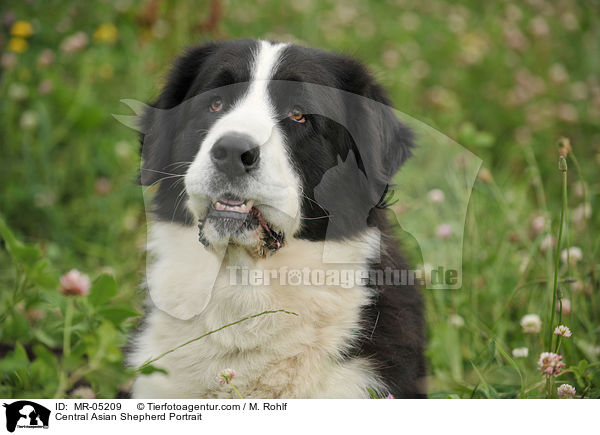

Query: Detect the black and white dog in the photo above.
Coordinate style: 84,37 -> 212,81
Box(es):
128,39 -> 425,398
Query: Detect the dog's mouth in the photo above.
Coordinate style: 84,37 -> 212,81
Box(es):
198,193 -> 285,256
210,196 -> 255,217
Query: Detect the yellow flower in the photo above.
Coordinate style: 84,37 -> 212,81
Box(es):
93,23 -> 118,44
10,20 -> 34,38
7,37 -> 28,53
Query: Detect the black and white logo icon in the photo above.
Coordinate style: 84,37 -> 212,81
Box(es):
3,401 -> 50,433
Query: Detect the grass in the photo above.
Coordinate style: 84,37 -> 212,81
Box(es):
0,0 -> 599,398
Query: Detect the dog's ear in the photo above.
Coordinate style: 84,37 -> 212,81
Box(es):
335,56 -> 414,186
365,82 -> 414,182
139,43 -> 218,185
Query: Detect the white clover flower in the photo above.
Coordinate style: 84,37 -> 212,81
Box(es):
572,203 -> 591,225
540,234 -> 555,253
520,313 -> 542,334
554,325 -> 572,338
512,347 -> 529,358
448,314 -> 464,328
71,386 -> 96,399
427,188 -> 445,204
60,31 -> 89,54
531,215 -> 546,234
538,352 -> 565,378
571,280 -> 584,293
8,83 -> 29,101
561,246 -> 583,265
557,383 -> 576,398
218,368 -> 236,385
19,110 -> 39,130
436,223 -> 452,239
558,298 -> 571,315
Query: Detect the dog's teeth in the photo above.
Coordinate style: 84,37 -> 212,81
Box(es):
211,198 -> 254,214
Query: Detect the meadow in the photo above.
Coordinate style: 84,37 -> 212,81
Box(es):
0,0 -> 598,398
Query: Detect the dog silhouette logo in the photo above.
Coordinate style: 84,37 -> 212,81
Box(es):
2,401 -> 50,432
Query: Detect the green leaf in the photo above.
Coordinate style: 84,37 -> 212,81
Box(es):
2,314 -> 30,341
0,213 -> 20,252
0,342 -> 29,375
473,132 -> 495,148
32,344 -> 59,368
29,259 -> 59,289
32,328 -> 59,348
139,364 -> 168,376
98,307 -> 139,325
12,244 -> 43,268
366,387 -> 378,399
89,274 -> 118,307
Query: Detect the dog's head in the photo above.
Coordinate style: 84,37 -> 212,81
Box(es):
141,39 -> 413,256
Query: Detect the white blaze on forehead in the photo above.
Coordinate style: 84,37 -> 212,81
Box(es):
202,40 -> 287,147
252,40 -> 287,82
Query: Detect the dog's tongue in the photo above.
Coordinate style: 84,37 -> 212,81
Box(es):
251,208 -> 284,252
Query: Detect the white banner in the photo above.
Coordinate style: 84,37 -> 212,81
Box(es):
0,399 -> 597,434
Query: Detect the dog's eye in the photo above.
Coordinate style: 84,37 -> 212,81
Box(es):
288,106 -> 306,123
209,97 -> 223,112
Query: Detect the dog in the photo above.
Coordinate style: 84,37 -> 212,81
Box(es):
128,39 -> 425,398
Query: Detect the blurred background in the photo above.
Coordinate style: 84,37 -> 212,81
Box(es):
0,0 -> 598,398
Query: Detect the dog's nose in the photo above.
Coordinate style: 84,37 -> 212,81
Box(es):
210,134 -> 260,176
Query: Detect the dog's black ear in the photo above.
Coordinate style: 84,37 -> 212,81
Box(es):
139,43 -> 218,185
336,56 -> 414,186
365,82 -> 414,182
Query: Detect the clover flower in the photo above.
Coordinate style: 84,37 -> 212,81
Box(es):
59,269 -> 91,296
60,32 -> 89,54
427,189 -> 445,204
558,298 -> 571,315
449,314 -> 464,328
554,325 -> 572,338
557,384 -> 576,398
19,110 -> 38,130
520,313 -> 542,334
436,223 -> 452,239
38,79 -> 53,95
1,52 -> 17,69
37,49 -> 55,67
572,203 -> 591,226
539,234 -> 555,253
512,347 -> 529,358
537,352 -> 565,378
561,246 -> 582,265
71,386 -> 96,399
218,368 -> 236,385
531,215 -> 546,234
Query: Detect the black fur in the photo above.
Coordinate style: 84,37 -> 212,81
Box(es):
140,40 -> 425,398
362,215 -> 426,398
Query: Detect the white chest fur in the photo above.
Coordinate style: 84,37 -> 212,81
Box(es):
129,222 -> 385,398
